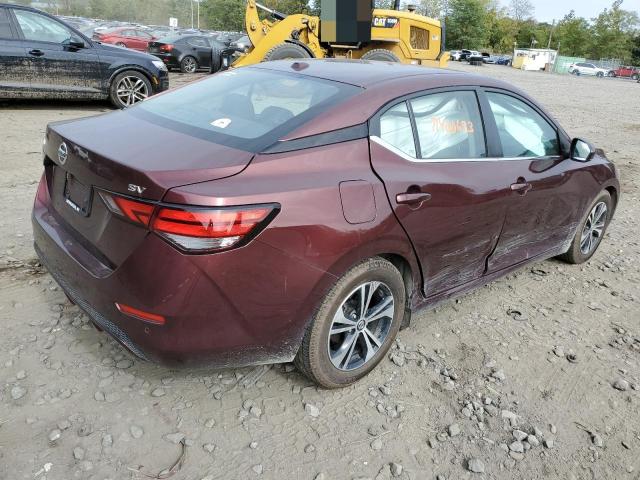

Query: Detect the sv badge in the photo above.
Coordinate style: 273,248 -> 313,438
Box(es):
128,184 -> 147,195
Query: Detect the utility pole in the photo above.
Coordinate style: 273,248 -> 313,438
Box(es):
547,20 -> 555,49
190,0 -> 194,29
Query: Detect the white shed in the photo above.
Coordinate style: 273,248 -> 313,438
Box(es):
512,48 -> 558,71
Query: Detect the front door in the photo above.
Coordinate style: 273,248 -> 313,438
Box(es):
483,90 -> 580,272
369,89 -> 512,298
12,8 -> 102,96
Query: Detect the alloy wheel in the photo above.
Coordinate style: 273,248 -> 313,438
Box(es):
327,281 -> 394,371
182,57 -> 197,73
580,201 -> 608,255
116,76 -> 149,107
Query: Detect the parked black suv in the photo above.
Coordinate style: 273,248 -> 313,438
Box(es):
0,4 -> 169,108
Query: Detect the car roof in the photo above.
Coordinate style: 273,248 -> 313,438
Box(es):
253,58 -> 456,88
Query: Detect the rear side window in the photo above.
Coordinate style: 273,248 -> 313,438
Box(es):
187,37 -> 208,48
380,102 -> 416,157
487,92 -> 559,158
0,9 -> 13,39
411,91 -> 486,159
133,68 -> 362,151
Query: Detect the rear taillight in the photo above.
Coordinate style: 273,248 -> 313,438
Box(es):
152,205 -> 274,252
99,192 -> 154,227
159,44 -> 173,52
99,191 -> 277,253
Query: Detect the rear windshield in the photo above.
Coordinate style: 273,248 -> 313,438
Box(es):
156,34 -> 181,43
131,67 -> 362,152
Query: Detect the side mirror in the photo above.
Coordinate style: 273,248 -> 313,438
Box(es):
64,37 -> 86,50
570,138 -> 595,162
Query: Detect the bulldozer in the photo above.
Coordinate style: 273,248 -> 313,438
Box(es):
227,0 -> 449,69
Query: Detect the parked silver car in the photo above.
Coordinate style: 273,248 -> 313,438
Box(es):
569,62 -> 609,77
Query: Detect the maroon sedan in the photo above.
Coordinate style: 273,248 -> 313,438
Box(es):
33,60 -> 619,388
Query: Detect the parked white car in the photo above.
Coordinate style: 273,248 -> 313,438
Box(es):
450,50 -> 462,61
569,62 -> 609,77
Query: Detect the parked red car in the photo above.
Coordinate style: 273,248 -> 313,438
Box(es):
94,27 -> 156,52
33,60 -> 619,388
608,65 -> 639,80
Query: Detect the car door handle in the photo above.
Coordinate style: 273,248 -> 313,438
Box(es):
28,49 -> 45,57
511,181 -> 532,194
396,192 -> 432,205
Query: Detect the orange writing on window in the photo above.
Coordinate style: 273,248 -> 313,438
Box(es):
431,117 -> 475,134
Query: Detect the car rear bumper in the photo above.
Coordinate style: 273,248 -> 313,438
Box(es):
31,174 -> 328,368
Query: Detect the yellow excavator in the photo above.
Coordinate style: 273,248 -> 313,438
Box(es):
224,0 -> 449,69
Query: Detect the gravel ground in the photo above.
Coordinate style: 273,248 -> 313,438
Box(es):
0,66 -> 639,480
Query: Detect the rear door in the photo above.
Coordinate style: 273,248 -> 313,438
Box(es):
369,88 -> 511,297
12,8 -> 103,96
482,89 -> 578,272
185,36 -> 211,68
0,7 -> 30,95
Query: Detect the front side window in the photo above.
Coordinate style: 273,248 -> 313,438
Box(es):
411,91 -> 486,159
14,9 -> 73,43
487,92 -> 559,158
379,102 -> 416,157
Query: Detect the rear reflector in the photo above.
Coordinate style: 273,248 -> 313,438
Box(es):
160,44 -> 173,52
116,303 -> 165,325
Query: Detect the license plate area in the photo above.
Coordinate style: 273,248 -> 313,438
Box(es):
64,173 -> 92,216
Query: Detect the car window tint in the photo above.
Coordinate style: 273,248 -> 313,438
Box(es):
14,9 -> 72,43
411,91 -> 486,159
0,9 -> 13,39
487,92 -> 559,158
134,68 -> 361,150
379,102 -> 416,157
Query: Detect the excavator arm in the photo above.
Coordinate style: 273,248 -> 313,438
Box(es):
233,0 -> 324,67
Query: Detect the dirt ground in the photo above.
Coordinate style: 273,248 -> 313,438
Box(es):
0,65 -> 639,480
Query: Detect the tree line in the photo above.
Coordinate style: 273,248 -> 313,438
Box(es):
31,0 -> 640,63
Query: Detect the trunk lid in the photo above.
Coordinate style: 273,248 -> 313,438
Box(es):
147,41 -> 165,53
43,110 -> 253,267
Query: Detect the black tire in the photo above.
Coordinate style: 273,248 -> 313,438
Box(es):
596,71 -> 604,78
295,257 -> 406,389
262,43 -> 311,61
609,71 -> 616,77
575,70 -> 581,76
361,49 -> 401,62
180,55 -> 198,73
115,42 -> 126,48
210,47 -> 222,74
109,70 -> 152,109
632,74 -> 639,80
557,191 -> 612,265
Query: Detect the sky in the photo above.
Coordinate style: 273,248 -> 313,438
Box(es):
501,0 -> 640,22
